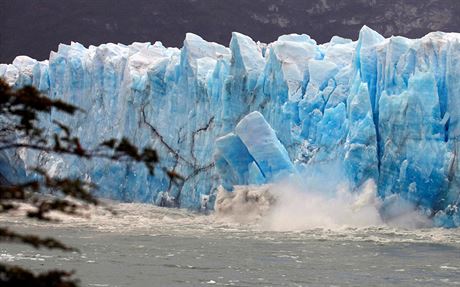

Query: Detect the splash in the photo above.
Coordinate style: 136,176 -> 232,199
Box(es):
215,164 -> 433,231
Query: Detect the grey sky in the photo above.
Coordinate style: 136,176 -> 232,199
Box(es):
1,0 -> 459,63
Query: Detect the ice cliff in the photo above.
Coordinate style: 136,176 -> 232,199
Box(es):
1,26 -> 459,227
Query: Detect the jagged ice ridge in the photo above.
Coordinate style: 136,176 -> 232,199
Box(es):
1,26 -> 459,227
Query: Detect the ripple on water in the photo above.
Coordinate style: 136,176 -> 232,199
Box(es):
1,203 -> 460,245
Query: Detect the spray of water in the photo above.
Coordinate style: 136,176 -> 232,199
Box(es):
260,179 -> 383,230
215,162 -> 433,231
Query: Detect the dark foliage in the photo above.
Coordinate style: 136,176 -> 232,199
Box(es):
0,228 -> 76,251
0,265 -> 77,287
0,79 -> 173,286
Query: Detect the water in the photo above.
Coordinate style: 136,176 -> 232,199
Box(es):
1,203 -> 460,286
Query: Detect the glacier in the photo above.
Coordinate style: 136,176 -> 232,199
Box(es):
1,26 -> 459,227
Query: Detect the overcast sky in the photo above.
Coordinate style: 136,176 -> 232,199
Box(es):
1,0 -> 459,62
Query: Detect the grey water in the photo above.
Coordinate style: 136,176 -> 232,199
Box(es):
1,203 -> 460,287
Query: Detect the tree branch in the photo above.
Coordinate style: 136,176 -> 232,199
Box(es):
0,228 -> 77,251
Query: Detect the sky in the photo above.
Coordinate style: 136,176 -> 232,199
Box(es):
1,0 -> 459,63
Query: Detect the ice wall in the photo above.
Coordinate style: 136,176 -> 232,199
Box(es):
1,26 -> 459,227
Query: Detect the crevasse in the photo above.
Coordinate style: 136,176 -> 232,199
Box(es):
1,26 -> 459,227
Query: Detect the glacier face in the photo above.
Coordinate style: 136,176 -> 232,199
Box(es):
1,26 -> 460,227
